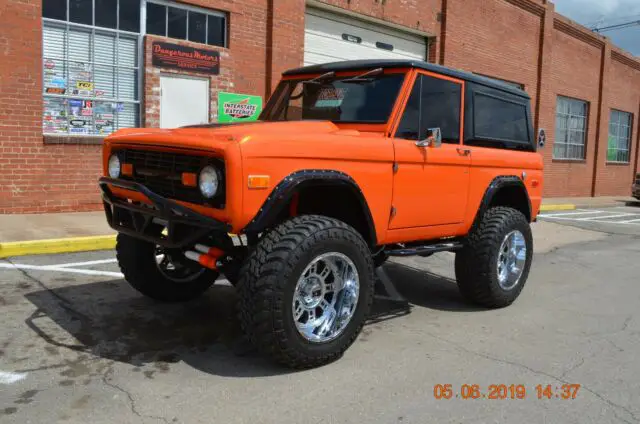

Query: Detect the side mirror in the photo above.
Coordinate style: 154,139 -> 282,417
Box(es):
415,127 -> 442,148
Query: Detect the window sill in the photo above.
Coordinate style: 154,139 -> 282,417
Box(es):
551,158 -> 587,163
43,135 -> 105,145
606,161 -> 630,166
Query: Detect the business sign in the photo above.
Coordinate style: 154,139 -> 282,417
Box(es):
152,41 -> 220,74
218,92 -> 262,123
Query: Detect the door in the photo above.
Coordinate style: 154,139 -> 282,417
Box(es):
304,8 -> 427,66
390,72 -> 470,229
160,75 -> 209,128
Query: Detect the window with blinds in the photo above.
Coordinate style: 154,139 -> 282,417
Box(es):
42,0 -> 140,136
554,96 -> 588,160
608,109 -> 633,163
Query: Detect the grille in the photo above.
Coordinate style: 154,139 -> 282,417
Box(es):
117,149 -> 225,207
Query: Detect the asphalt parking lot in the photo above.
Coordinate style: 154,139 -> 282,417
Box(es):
539,203 -> 640,235
1,219 -> 640,424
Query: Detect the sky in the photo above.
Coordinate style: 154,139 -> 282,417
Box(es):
552,0 -> 640,56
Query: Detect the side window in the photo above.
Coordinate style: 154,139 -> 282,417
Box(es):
421,76 -> 461,144
395,77 -> 422,140
473,93 -> 529,143
395,74 -> 461,143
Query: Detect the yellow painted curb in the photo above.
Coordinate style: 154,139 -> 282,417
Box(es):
539,204 -> 576,212
0,235 -> 117,258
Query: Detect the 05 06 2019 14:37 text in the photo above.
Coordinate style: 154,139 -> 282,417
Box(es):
433,384 -> 581,400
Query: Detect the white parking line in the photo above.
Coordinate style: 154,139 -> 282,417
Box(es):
0,371 -> 27,385
539,206 -> 640,225
617,218 -> 640,224
0,262 -> 123,278
46,258 -> 118,268
577,213 -> 639,221
541,210 -> 605,217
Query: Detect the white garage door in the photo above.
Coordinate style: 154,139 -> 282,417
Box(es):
304,8 -> 427,66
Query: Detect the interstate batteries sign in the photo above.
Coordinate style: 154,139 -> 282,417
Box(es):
218,92 -> 263,123
152,42 -> 220,74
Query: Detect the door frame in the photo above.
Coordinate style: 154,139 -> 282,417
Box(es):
159,73 -> 210,128
385,68 -> 470,237
388,68 -> 466,143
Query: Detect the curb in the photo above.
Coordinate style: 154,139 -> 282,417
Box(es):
539,204 -> 576,212
0,235 -> 116,259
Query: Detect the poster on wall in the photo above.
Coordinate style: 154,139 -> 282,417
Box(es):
217,92 -> 262,123
152,41 -> 220,74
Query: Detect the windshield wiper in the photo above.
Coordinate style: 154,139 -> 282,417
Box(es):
341,68 -> 384,84
301,71 -> 336,85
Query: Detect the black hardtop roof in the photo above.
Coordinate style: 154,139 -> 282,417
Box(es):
283,59 -> 530,98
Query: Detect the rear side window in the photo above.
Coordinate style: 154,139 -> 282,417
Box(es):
395,74 -> 461,143
474,93 -> 528,142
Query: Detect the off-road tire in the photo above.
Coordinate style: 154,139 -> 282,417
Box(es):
116,233 -> 218,302
237,215 -> 375,368
455,207 -> 533,308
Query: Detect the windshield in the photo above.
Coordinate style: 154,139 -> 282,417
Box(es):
260,73 -> 405,123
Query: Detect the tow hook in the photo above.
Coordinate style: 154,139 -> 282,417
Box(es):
184,244 -> 225,270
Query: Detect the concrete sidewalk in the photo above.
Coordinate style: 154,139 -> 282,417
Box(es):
0,211 -> 113,243
541,195 -> 638,211
0,195 -> 638,256
1,196 -> 638,243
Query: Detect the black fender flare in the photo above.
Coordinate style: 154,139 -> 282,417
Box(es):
243,169 -> 377,246
475,175 -> 532,223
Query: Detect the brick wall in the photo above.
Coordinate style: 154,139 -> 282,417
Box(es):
544,21 -> 603,197
1,0 -> 640,214
593,51 -> 640,196
143,36 -> 235,127
443,0 -> 543,116
0,0 -> 104,214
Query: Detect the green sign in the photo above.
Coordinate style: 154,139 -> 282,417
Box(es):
218,92 -> 262,123
607,135 -> 617,162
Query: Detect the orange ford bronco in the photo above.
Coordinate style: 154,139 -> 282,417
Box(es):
100,59 -> 543,368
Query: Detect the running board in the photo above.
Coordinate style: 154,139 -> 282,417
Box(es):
384,241 -> 464,257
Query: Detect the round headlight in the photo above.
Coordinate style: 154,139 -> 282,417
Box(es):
199,166 -> 219,198
108,154 -> 121,178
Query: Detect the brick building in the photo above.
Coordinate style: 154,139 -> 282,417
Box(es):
0,0 -> 639,213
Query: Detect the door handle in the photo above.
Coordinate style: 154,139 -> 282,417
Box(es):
457,148 -> 471,156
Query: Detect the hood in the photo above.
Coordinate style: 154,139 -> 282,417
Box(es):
105,121 -> 343,152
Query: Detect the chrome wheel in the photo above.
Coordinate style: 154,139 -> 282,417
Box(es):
293,252 -> 360,343
155,247 -> 205,283
496,230 -> 527,290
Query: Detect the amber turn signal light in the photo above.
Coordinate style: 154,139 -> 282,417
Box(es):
182,172 -> 198,187
121,163 -> 133,176
248,175 -> 270,189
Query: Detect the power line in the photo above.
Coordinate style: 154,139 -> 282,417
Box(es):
587,13 -> 640,27
592,19 -> 640,33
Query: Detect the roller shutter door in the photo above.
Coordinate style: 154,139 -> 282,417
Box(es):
304,8 -> 428,66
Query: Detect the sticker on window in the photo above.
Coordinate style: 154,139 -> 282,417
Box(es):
69,99 -> 83,117
43,98 -> 68,134
315,87 -> 347,108
46,87 -> 66,95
